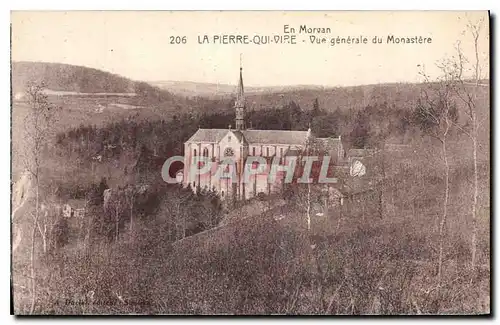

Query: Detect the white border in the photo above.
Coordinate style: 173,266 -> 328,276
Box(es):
2,1 -> 498,323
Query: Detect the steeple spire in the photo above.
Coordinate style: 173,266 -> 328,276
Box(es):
237,54 -> 244,102
235,54 -> 246,130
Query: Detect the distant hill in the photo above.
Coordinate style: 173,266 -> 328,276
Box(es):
11,61 -> 490,128
245,80 -> 490,114
11,61 -> 138,94
150,80 -> 325,98
11,62 -> 224,178
246,83 -> 423,113
152,79 -> 490,116
10,61 -> 223,126
11,61 -> 205,114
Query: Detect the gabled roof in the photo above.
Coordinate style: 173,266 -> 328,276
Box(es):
186,128 -> 310,146
186,129 -> 229,143
242,129 -> 308,145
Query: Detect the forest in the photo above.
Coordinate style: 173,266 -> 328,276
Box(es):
54,98 -> 413,163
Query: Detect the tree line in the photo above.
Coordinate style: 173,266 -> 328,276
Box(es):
55,97 -> 420,166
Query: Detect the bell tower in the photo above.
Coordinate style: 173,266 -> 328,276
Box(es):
235,55 -> 246,130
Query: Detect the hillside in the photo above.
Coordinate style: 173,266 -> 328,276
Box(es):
11,62 -> 212,178
11,61 -> 213,117
150,79 -> 429,113
245,83 -> 423,113
12,61 -> 489,128
151,80 -> 325,98
10,63 -> 221,128
152,80 -> 449,115
12,61 -> 137,94
154,79 -> 489,119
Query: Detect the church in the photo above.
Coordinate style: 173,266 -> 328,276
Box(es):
181,65 -> 345,201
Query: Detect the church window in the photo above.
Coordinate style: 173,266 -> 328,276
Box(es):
203,148 -> 209,157
252,147 -> 256,156
224,147 -> 234,157
266,147 -> 270,157
193,149 -> 197,157
228,135 -> 232,142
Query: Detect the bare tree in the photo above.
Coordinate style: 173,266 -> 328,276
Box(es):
22,82 -> 58,314
35,180 -> 63,254
162,187 -> 192,241
125,185 -> 136,238
445,17 -> 487,271
112,193 -> 124,242
103,188 -> 125,242
174,192 -> 192,240
415,67 -> 458,288
36,203 -> 59,254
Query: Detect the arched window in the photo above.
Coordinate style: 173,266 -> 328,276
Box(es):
252,147 -> 256,156
266,147 -> 270,157
203,148 -> 209,157
193,149 -> 197,157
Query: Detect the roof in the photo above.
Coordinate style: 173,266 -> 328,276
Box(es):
186,128 -> 309,146
316,137 -> 341,153
232,130 -> 247,144
186,129 -> 229,143
242,129 -> 308,145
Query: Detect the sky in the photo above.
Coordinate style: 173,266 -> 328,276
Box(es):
11,11 -> 489,87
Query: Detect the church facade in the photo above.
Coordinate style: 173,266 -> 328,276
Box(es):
182,66 -> 345,201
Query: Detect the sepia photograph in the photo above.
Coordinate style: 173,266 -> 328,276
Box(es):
10,11 -> 490,315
